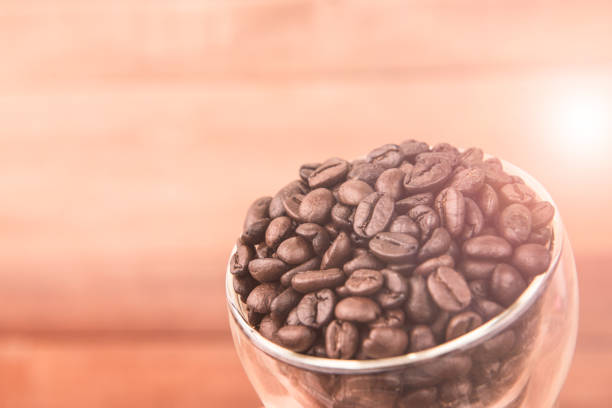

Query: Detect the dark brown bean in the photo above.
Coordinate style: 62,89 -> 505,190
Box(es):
462,235 -> 512,260
434,187 -> 466,237
285,307 -> 300,325
399,139 -> 430,161
308,158 -> 350,188
460,197 -> 485,241
485,167 -> 513,188
410,325 -> 436,352
243,196 -> 272,231
388,215 -> 420,238
247,308 -> 264,326
408,205 -> 440,242
291,268 -> 346,293
299,162 -> 320,181
367,144 -> 404,169
528,226 -> 552,245
446,311 -> 483,341
499,183 -> 536,205
490,263 -> 527,306
369,308 -> 406,329
395,192 -> 434,214
270,287 -> 302,319
276,236 -> 314,265
353,192 -> 395,238
321,231 -> 352,269
512,243 -> 552,278
269,180 -> 309,218
399,161 -> 413,175
459,147 -> 484,167
246,283 -> 280,314
405,275 -> 437,324
473,298 -> 505,321
265,216 -> 294,248
531,201 -> 555,229
232,274 -> 258,300
362,327 -> 409,358
254,242 -> 273,259
460,258 -> 497,280
427,266 -> 472,312
240,217 -> 270,245
275,325 -> 316,352
259,314 -> 283,340
230,243 -> 255,276
418,227 -> 452,262
345,269 -> 384,296
473,330 -> 516,362
335,297 -> 382,323
325,320 -> 359,359
282,193 -> 304,221
330,203 -> 353,230
248,258 -> 289,282
299,188 -> 335,224
347,162 -> 386,185
297,288 -> 337,328
451,166 -> 486,195
469,279 -> 489,299
414,254 -> 455,277
369,232 -> 419,263
375,168 -> 406,200
375,289 -> 407,309
343,251 -> 385,276
295,223 -> 330,256
280,257 -> 321,287
476,183 -> 500,221
499,203 -> 533,246
337,179 -> 374,206
404,154 -> 453,194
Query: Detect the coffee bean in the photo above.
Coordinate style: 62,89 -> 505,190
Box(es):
408,205 -> 440,242
325,320 -> 359,359
386,262 -> 417,275
254,242 -> 273,259
367,144 -> 404,169
446,311 -> 483,341
375,289 -> 407,309
330,203 -> 353,231
484,167 -> 513,188
430,310 -> 451,342
462,235 -> 512,259
499,183 -> 536,205
353,192 -> 395,238
347,162 -> 386,185
362,327 -> 409,358
335,297 -> 382,323
248,258 -> 289,282
418,227 -> 452,262
246,283 -> 280,314
531,201 -> 555,229
396,192 -> 434,213
264,216 -> 294,249
285,307 -> 300,325
528,226 -> 552,245
498,203 -> 532,246
230,243 -> 254,276
299,162 -> 321,182
484,157 -> 503,171
232,274 -> 258,300
297,288 -> 337,328
476,183 -> 500,220
337,179 -> 374,206
440,378 -> 472,405
308,157 -> 350,189
427,266 -> 472,312
490,263 -> 527,306
473,298 -> 504,321
334,373 -> 402,408
375,168 -> 406,200
434,187 -> 466,237
404,154 -> 453,194
243,196 -> 272,230
460,258 -> 497,280
276,236 -> 314,265
414,254 -> 455,276
459,147 -> 484,167
369,308 -> 406,328
469,279 -> 489,299
269,180 -> 309,218
275,325 -> 316,352
399,161 -> 413,175
451,166 -> 486,195
345,269 -> 384,296
460,197 -> 485,241
259,314 -> 283,340
399,139 -> 430,161
388,215 -> 420,238
397,387 -> 438,408
405,275 -> 437,323
474,330 -> 516,362
511,243 -> 552,278
270,287 -> 302,320
295,223 -> 330,256
299,188 -> 335,224
369,232 -> 419,263
343,251 -> 385,276
321,231 -> 352,269
240,217 -> 270,245
280,257 -> 321,287
282,193 -> 305,220
291,268 -> 346,293
247,308 -> 264,326
410,325 -> 436,351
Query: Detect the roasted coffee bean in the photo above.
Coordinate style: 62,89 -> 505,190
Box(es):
308,158 -> 350,189
343,251 -> 385,276
280,257 -> 321,287
269,180 -> 309,218
446,311 -> 483,341
325,222 -> 340,240
270,287 -> 302,319
531,201 -> 555,229
484,157 -> 503,171
418,227 -> 452,262
282,193 -> 305,220
275,325 -> 316,352
462,235 -> 512,259
399,139 -> 430,161
240,217 -> 270,245
247,308 -> 264,326
490,263 -> 527,306
291,268 -> 346,293
433,142 -> 460,155
243,196 -> 272,230
376,289 -> 407,309
499,183 -> 536,205
386,262 -> 417,275
459,147 -> 484,167
299,162 -> 321,182
528,226 -> 552,245
362,327 -> 409,358
232,274 -> 258,300
473,298 -> 504,321
512,243 -> 552,277
255,242 -> 273,259
246,283 -> 280,314
345,269 -> 384,296
276,236 -> 314,265
297,288 -> 337,328
265,216 -> 294,249
469,279 -> 489,299
434,187 -> 466,237
337,179 -> 374,206
410,325 -> 436,351
477,183 -> 500,221
381,268 -> 408,293
427,266 -> 472,312
460,258 -> 497,280
396,192 -> 434,214
369,308 -> 406,328
321,231 -> 352,269
325,320 -> 359,359
259,314 -> 283,340
248,258 -> 288,282
388,215 -> 420,238
230,243 -> 255,276
335,285 -> 350,297
375,168 -> 405,200
353,192 -> 395,238
347,162 -> 386,185
335,297 -> 382,323
330,203 -> 353,231
349,231 -> 370,248
285,307 -> 300,325
460,197 -> 485,241
397,387 -> 438,408
403,154 -> 453,194
399,161 -> 413,175
474,330 -> 516,362
298,188 -> 334,224
334,373 -> 402,408
408,205 -> 440,242
367,144 -> 404,169
405,275 -> 437,323
484,167 -> 513,188
295,223 -> 330,256
499,203 -> 532,246
440,378 -> 472,405
369,232 -> 419,263
414,254 -> 455,276
451,166 -> 486,196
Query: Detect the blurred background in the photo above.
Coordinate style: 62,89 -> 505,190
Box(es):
1,1 -> 612,407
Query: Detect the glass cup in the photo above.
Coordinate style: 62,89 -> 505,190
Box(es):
226,159 -> 578,408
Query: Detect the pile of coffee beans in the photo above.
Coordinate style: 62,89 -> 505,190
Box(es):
231,141 -> 554,361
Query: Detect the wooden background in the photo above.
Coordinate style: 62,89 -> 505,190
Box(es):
1,1 -> 612,406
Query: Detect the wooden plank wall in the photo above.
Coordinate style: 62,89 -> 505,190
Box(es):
1,1 -> 611,406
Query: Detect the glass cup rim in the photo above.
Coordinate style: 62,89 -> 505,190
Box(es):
225,158 -> 564,374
